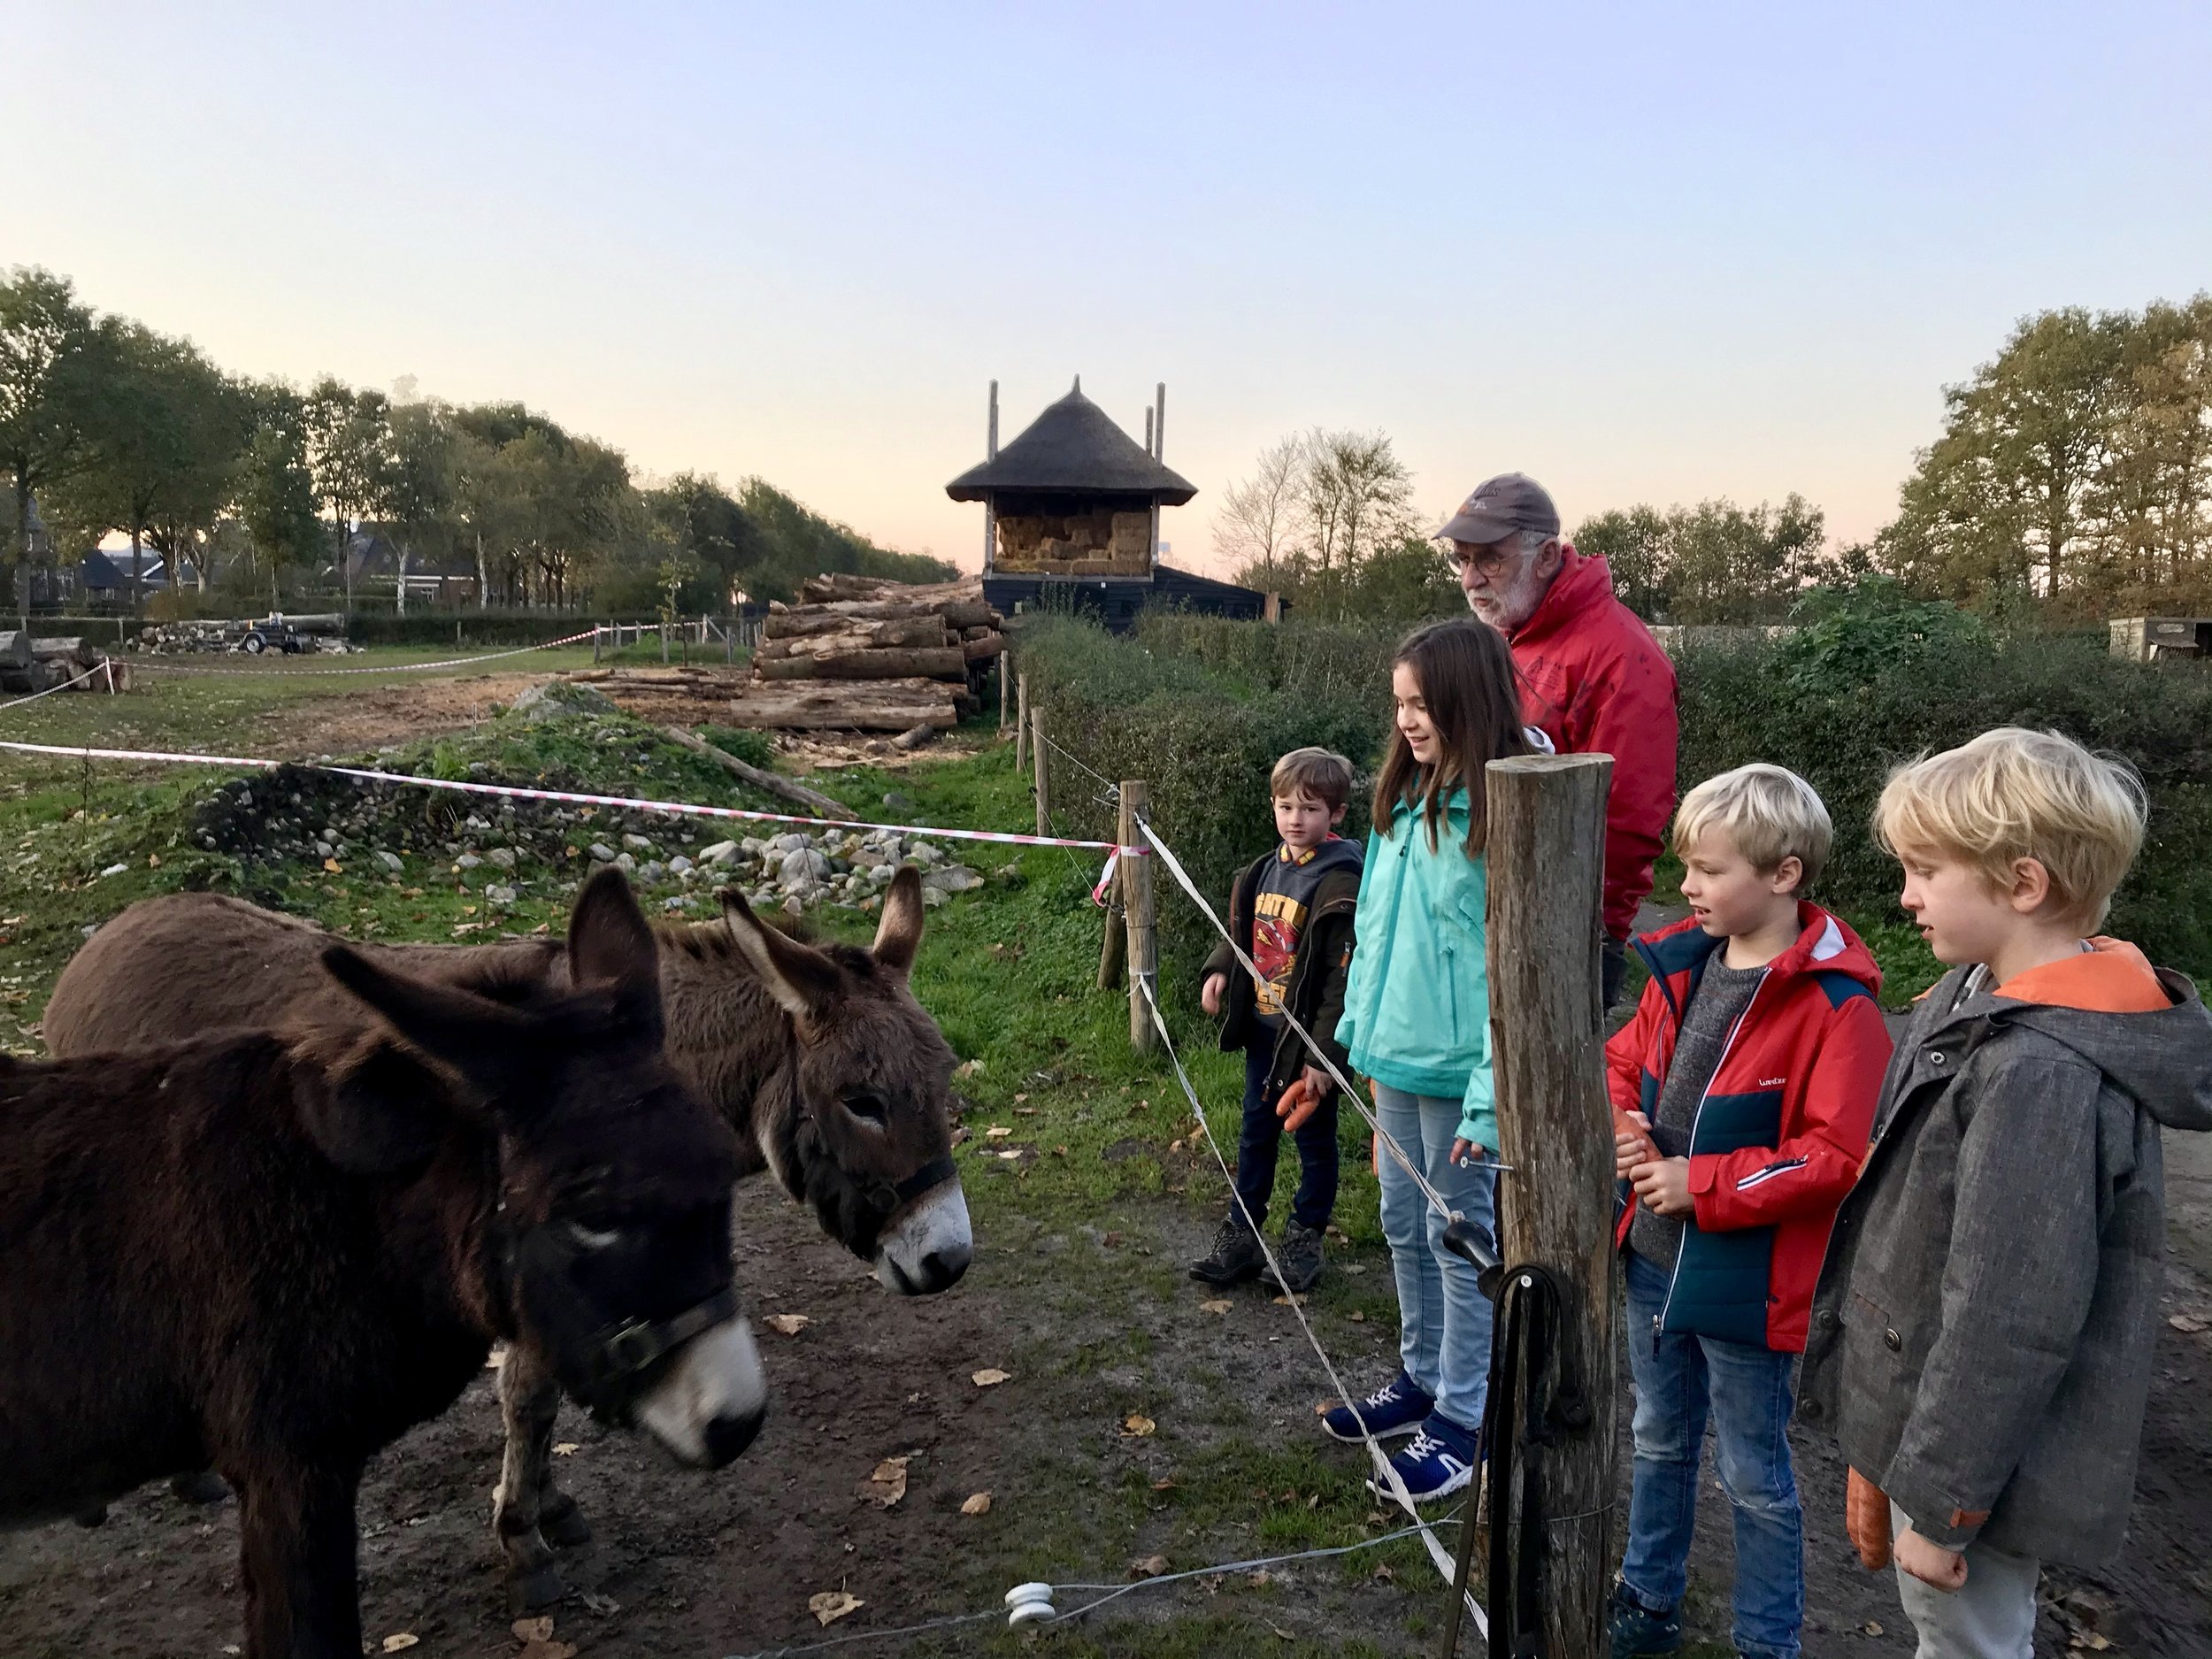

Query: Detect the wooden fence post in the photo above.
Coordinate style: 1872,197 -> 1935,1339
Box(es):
1484,752 -> 1618,1659
592,625 -> 602,664
998,653 -> 1010,733
1014,674 -> 1030,772
1096,887 -> 1126,990
726,615 -> 735,664
1119,780 -> 1156,1054
1031,706 -> 1050,838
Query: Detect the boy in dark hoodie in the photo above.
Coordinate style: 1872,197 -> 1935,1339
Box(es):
1607,764 -> 1892,1659
1801,728 -> 2212,1659
1189,747 -> 1363,1294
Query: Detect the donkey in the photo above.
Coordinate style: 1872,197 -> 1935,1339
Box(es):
0,868 -> 764,1659
44,864 -> 968,1609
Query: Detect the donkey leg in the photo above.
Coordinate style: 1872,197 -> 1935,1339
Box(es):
491,1348 -> 567,1611
235,1461 -> 363,1659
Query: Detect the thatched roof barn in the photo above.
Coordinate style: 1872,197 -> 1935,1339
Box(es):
945,380 -> 1196,507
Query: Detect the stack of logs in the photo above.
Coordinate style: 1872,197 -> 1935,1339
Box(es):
0,633 -> 129,695
727,574 -> 1005,733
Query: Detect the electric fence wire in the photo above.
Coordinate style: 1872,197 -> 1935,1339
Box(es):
0,660 -> 111,710
720,1521 -> 1460,1659
1132,971 -> 1487,1640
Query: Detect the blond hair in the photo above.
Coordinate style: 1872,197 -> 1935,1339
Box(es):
1673,763 -> 1832,893
1874,727 -> 2146,928
1271,746 -> 1355,810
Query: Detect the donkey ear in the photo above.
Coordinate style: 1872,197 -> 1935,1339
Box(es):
720,887 -> 841,1021
567,866 -> 661,995
294,1035 -> 461,1175
871,865 -> 926,979
321,945 -> 532,1099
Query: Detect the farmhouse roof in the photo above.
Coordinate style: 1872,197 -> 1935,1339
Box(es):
945,380 -> 1197,506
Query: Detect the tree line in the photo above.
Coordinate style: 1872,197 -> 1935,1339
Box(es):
1216,293 -> 2211,626
0,267 -> 952,614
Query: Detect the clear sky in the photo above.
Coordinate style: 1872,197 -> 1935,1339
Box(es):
11,2 -> 2210,572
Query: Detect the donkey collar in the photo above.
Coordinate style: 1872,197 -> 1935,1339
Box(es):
593,1286 -> 743,1393
876,1153 -> 957,1213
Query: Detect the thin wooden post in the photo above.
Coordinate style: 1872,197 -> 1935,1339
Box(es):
1484,752 -> 1618,1659
1031,706 -> 1049,838
1119,780 -> 1156,1055
726,614 -> 735,664
997,654 -> 1010,733
1013,673 -> 1030,772
661,622 -> 670,664
592,624 -> 602,664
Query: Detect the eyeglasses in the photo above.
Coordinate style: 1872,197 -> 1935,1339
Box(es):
1449,541 -> 1522,578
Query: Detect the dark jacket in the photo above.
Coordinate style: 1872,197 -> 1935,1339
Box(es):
1204,844 -> 1362,1105
1800,947 -> 2212,1567
1610,906 -> 1890,1351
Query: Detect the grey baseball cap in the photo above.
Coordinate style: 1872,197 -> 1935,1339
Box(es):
1438,472 -> 1561,544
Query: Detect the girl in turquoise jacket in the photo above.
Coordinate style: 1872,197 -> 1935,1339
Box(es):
1321,618 -> 1539,1503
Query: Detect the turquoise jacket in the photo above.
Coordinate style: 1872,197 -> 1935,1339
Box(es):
1333,786 -> 1496,1151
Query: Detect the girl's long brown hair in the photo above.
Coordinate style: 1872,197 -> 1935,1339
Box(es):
1371,618 -> 1534,858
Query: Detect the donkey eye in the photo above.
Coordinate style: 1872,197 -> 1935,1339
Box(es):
562,1220 -> 625,1251
842,1091 -> 890,1127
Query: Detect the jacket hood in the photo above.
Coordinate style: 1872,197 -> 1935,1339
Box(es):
1511,548 -> 1612,643
1282,834 -> 1364,879
1969,952 -> 2212,1133
1636,902 -> 1883,997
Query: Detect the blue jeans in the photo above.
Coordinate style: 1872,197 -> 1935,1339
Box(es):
1231,1041 -> 1340,1232
1372,1083 -> 1496,1433
1620,1251 -> 1805,1659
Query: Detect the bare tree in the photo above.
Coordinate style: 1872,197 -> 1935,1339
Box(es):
1211,434 -> 1307,580
1299,427 -> 1419,579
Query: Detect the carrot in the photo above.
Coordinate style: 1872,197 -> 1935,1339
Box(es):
1847,1468 -> 1893,1570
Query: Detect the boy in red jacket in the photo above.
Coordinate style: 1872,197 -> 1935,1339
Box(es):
1606,764 -> 1892,1659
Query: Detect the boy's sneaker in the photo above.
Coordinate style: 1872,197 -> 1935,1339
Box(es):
1608,1579 -> 1683,1657
1320,1371 -> 1433,1443
1272,1221 -> 1325,1293
1368,1414 -> 1480,1504
1188,1217 -> 1263,1285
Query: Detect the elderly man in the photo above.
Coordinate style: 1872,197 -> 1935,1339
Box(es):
1442,472 -> 1678,1008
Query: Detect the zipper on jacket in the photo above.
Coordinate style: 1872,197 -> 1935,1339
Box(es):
1655,966 -> 1770,1336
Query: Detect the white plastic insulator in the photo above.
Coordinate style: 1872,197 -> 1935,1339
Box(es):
1004,1582 -> 1058,1626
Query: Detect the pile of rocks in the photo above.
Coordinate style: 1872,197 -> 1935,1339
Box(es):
690,826 -> 986,916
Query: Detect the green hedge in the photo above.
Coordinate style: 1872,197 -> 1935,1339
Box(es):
1017,594 -> 2212,981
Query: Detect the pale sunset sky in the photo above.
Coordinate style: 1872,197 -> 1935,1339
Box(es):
10,2 -> 2210,572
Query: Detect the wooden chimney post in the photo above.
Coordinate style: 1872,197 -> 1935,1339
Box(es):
1484,752 -> 1618,1659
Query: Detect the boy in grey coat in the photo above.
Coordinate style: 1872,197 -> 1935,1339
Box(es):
1801,729 -> 2212,1658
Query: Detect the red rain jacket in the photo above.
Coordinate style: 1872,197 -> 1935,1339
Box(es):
1608,905 -> 1891,1352
1507,549 -> 1678,938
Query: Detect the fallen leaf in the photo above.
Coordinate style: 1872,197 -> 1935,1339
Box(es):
857,1455 -> 909,1508
2081,1635 -> 2112,1652
961,1491 -> 992,1516
1053,1145 -> 1068,1156
985,1125 -> 1012,1141
1102,1231 -> 1125,1248
512,1618 -> 556,1643
1863,1622 -> 1884,1636
1129,1554 -> 1169,1579
1269,1623 -> 1295,1640
1199,1299 -> 1231,1316
1348,1310 -> 1366,1323
381,1638 -> 419,1654
1372,1563 -> 1395,1583
764,1312 -> 811,1337
1013,1091 -> 1030,1103
809,1590 -> 864,1626
580,1590 -> 621,1616
995,1148 -> 1022,1160
1123,1413 -> 1156,1438
1248,1569 -> 1272,1587
1151,1477 -> 1179,1491
972,1368 -> 1010,1387
1272,1293 -> 1306,1307
147,853 -> 161,867
2170,1312 -> 2209,1333
552,1441 -> 580,1455
1313,1401 -> 1336,1417
1015,1105 -> 1038,1116
323,857 -> 342,873
1169,1139 -> 1185,1152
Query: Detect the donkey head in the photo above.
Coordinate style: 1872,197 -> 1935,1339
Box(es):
307,867 -> 766,1469
718,867 -> 972,1295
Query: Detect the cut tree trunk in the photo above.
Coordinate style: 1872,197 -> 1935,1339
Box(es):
763,601 -> 993,637
960,632 -> 1004,663
752,646 -> 968,681
657,726 -> 844,815
725,681 -> 961,733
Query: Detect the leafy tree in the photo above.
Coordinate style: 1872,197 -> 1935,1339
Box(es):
234,388 -> 325,603
1573,503 -> 1672,618
380,400 -> 457,614
303,379 -> 396,608
0,267 -> 115,608
1570,495 -> 1827,623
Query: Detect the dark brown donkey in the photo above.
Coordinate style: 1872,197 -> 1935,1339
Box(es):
1,868 -> 764,1659
44,864 -> 967,1609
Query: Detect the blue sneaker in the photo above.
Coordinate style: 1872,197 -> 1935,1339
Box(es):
1320,1371 -> 1433,1443
1608,1578 -> 1683,1656
1367,1414 -> 1479,1504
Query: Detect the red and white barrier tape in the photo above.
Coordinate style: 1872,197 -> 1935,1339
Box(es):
0,736 -> 1139,855
122,628 -> 602,676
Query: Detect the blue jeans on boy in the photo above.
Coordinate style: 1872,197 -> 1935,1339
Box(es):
1620,1251 -> 1805,1659
1231,1041 -> 1339,1232
1372,1083 -> 1495,1433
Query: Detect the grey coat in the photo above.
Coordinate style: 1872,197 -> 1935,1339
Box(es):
1799,962 -> 2212,1567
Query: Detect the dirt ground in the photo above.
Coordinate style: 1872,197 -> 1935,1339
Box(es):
266,674 -> 550,756
4,1166 -> 2207,1659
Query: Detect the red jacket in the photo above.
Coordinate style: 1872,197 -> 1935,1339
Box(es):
1608,905 -> 1891,1352
1508,549 -> 1678,938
